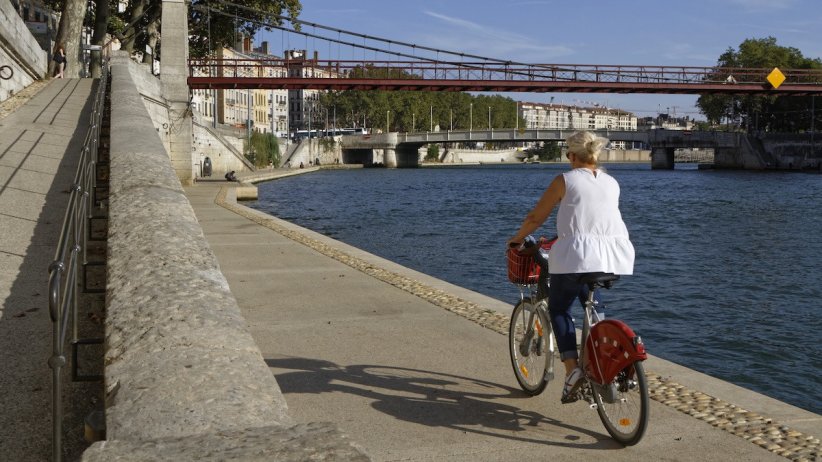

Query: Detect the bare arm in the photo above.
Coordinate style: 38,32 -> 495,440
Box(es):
508,174 -> 565,246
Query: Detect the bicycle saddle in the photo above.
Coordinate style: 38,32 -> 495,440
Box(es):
578,272 -> 620,289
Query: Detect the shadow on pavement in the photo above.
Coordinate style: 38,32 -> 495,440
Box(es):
0,79 -> 101,462
266,356 -> 620,450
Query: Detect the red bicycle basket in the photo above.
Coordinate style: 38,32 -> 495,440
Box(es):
506,238 -> 556,284
506,248 -> 537,284
584,319 -> 647,385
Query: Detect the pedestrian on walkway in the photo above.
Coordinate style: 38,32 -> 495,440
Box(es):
53,45 -> 67,79
507,130 -> 635,402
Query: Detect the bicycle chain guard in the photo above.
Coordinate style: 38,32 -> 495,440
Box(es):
585,319 -> 647,385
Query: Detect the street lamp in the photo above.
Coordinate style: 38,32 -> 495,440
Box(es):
470,103 -> 473,131
488,106 -> 491,130
412,112 -> 415,132
386,110 -> 390,132
430,105 -> 433,132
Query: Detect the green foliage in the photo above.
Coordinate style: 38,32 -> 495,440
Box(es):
188,0 -> 302,58
318,66 -> 519,132
319,137 -> 335,153
425,144 -> 440,161
697,37 -> 822,132
108,14 -> 126,35
245,131 -> 281,167
525,141 -> 561,161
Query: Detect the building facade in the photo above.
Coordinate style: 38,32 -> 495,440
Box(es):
283,49 -> 339,133
10,0 -> 59,56
519,102 -> 638,149
520,102 -> 638,132
190,43 -> 341,138
190,42 -> 290,136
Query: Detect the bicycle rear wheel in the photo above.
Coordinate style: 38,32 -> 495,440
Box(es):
593,360 -> 649,445
509,299 -> 554,395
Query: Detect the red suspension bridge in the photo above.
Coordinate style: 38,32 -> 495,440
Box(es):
188,58 -> 822,95
188,1 -> 822,95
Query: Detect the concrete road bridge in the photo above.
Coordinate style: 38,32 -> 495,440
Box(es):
338,129 -> 745,168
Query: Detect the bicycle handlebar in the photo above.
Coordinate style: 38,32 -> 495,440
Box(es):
515,235 -> 557,271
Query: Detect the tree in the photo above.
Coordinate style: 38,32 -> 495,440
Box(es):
318,65 -> 519,133
525,141 -> 561,161
90,0 -> 111,77
697,37 -> 822,132
425,144 -> 440,161
188,0 -> 301,58
51,0 -> 87,78
246,131 -> 281,167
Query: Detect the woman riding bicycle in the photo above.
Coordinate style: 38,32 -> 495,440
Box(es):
508,130 -> 635,403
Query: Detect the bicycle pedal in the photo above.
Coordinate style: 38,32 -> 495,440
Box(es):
561,390 -> 582,404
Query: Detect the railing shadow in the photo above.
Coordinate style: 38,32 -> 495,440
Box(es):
266,356 -> 620,450
0,78 -> 100,462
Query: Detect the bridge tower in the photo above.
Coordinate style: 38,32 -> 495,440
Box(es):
160,0 -> 193,184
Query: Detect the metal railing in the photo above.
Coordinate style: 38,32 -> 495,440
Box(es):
48,63 -> 108,462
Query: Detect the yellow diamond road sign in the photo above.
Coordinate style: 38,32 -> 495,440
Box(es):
767,67 -> 786,89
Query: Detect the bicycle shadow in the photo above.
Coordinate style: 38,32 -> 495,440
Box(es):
266,356 -> 623,450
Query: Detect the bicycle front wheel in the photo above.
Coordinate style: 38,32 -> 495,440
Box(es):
509,299 -> 554,395
593,360 -> 650,445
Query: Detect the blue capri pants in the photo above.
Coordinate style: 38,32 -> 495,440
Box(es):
548,273 -> 605,361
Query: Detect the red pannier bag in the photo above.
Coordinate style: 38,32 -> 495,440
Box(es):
584,319 -> 647,385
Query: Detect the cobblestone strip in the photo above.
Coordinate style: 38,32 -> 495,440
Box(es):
216,187 -> 820,461
0,78 -> 50,120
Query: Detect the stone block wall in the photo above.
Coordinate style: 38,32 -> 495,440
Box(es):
0,0 -> 47,102
123,58 -> 172,157
87,53 -> 293,455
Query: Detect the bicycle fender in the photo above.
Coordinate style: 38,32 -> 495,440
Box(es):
585,319 -> 647,385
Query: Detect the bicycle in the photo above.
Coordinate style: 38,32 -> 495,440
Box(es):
507,236 -> 650,445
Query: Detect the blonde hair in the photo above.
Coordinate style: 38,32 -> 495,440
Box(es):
566,131 -> 608,164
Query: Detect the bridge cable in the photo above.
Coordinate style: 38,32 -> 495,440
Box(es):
204,0 -> 593,75
193,4 -> 584,82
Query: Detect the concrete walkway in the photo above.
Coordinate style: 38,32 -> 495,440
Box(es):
187,178 -> 821,461
0,78 -> 97,461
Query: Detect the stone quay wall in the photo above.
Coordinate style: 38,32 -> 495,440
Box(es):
84,54 -> 297,458
0,0 -> 47,102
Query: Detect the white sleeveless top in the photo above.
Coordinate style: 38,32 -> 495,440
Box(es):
548,168 -> 635,275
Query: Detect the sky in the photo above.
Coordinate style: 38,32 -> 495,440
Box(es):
256,0 -> 822,120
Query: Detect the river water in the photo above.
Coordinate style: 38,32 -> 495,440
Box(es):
250,163 -> 822,414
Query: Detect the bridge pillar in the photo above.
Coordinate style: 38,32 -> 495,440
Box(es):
395,145 -> 421,167
651,147 -> 675,170
383,148 -> 397,168
160,0 -> 193,185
